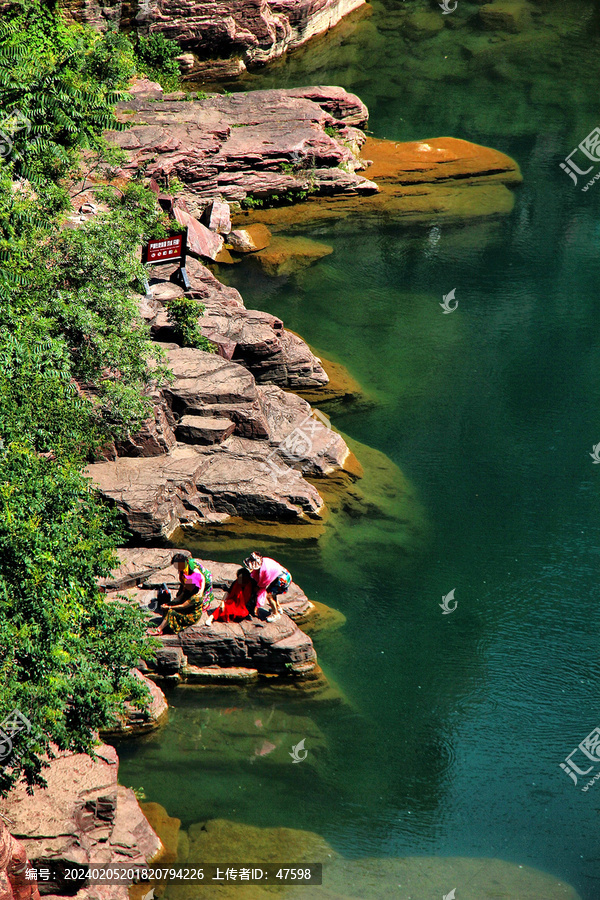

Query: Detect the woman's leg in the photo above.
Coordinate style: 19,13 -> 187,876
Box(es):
266,593 -> 281,621
147,616 -> 166,635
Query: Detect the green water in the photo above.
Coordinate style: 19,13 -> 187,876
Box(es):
116,3 -> 600,897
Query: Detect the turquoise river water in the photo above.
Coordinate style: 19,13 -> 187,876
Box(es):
116,2 -> 600,897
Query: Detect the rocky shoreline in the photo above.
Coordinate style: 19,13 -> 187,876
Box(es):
60,0 -> 369,80
0,76 -> 524,900
85,83 -> 520,548
0,744 -> 163,900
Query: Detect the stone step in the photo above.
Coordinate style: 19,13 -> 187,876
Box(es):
176,414 -> 235,444
182,665 -> 259,684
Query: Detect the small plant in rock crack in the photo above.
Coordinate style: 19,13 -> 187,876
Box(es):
165,296 -> 216,351
241,195 -> 265,209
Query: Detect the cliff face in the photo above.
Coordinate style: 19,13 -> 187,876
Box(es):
0,745 -> 162,900
59,0 -> 366,71
0,822 -> 40,900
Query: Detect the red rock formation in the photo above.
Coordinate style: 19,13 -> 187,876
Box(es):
0,822 -> 40,900
0,744 -> 163,896
60,0 -> 366,73
106,87 -> 376,208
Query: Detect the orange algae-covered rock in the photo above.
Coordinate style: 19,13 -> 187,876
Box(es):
362,135 -> 522,186
233,135 -> 522,228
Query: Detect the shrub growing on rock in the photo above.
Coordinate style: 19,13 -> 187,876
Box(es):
166,295 -> 216,351
135,34 -> 181,91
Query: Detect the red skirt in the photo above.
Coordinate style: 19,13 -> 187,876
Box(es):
213,584 -> 251,622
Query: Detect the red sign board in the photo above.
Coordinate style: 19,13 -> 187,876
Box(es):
143,234 -> 184,263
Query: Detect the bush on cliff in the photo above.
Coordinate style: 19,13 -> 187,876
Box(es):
166,295 -> 216,351
0,168 -> 170,794
134,33 -> 181,91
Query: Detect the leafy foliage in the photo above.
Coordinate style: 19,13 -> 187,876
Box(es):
0,168 -> 167,792
166,296 -> 216,351
0,4 -> 187,794
134,33 -> 181,93
0,445 -> 151,796
1,178 -> 171,452
0,6 -> 135,183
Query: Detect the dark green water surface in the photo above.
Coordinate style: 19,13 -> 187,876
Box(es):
116,3 -> 600,897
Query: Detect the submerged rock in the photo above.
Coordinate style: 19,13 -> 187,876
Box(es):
227,224 -> 272,253
252,235 -> 334,276
139,803 -> 181,864
232,135 -> 522,230
167,705 -> 328,775
159,819 -> 582,899
479,1 -> 533,33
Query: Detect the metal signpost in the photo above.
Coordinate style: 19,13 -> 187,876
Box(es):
142,228 -> 191,293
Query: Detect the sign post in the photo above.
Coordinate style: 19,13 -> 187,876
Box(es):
142,228 -> 191,291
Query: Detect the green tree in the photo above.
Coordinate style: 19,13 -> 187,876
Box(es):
134,33 -> 181,90
0,5 -> 180,798
0,444 -> 151,796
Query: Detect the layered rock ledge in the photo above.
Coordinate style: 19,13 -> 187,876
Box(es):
87,256 -> 355,542
0,745 -> 162,900
107,86 -> 378,213
104,83 -> 521,234
61,0 -> 367,77
102,548 -> 327,682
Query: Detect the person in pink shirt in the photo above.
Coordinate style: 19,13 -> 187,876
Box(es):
242,552 -> 291,622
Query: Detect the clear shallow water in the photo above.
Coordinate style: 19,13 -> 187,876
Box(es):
117,3 -> 600,898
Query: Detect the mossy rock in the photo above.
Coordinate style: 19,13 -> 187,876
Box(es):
478,1 -> 533,33
294,599 -> 347,635
140,802 -> 181,863
253,236 -> 334,277
154,820 -> 581,900
404,11 -> 445,38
